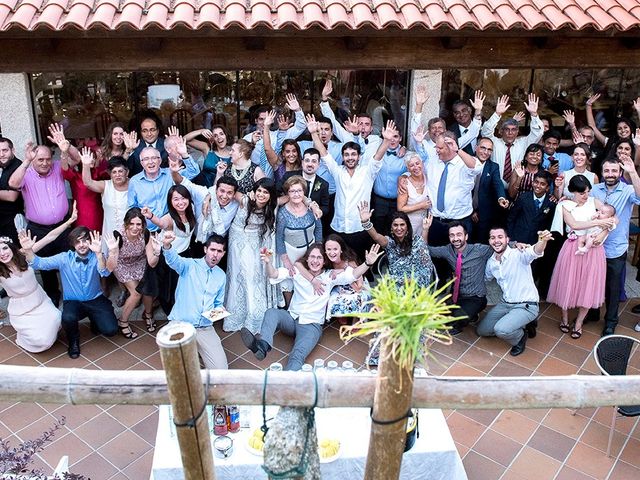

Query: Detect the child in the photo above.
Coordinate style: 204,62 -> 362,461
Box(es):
573,204 -> 617,255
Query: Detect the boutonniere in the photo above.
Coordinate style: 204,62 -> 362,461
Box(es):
313,181 -> 321,192
543,208 -> 550,214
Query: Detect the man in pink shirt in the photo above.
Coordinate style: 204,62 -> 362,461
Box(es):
9,143 -> 71,305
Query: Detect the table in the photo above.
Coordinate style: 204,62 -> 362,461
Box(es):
151,405 -> 467,480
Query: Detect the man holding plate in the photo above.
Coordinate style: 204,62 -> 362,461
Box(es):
161,230 -> 229,369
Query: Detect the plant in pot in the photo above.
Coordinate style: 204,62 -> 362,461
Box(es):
1,417 -> 87,479
340,275 -> 458,480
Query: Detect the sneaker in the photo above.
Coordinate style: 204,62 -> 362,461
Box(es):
448,326 -> 463,336
635,322 -> 640,332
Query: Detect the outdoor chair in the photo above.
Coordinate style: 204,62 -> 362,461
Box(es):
592,334 -> 640,457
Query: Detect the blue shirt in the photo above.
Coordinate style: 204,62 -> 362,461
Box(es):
164,247 -> 226,328
591,181 -> 640,258
297,140 -> 344,194
542,152 -> 573,173
30,251 -> 109,301
373,149 -> 407,198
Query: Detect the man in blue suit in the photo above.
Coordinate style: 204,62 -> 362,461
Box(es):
471,137 -> 510,243
127,110 -> 169,176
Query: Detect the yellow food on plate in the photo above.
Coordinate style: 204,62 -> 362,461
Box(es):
319,439 -> 340,459
252,428 -> 265,441
248,436 -> 264,451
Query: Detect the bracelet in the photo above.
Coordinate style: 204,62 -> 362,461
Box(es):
365,261 -> 374,267
361,221 -> 373,230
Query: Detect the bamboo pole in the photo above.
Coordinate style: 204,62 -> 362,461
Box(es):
364,341 -> 414,480
1,365 -> 640,409
156,322 -> 215,480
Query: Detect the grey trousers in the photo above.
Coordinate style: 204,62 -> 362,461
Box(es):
260,308 -> 323,371
195,326 -> 228,370
476,302 -> 538,346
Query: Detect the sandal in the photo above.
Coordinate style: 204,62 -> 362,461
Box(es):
118,321 -> 139,339
559,322 -> 571,334
570,328 -> 582,339
142,311 -> 156,333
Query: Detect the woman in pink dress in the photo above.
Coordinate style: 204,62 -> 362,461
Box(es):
547,175 -> 616,339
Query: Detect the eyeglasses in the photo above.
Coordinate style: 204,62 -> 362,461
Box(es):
141,156 -> 161,161
141,128 -> 158,134
478,146 -> 493,152
288,189 -> 304,195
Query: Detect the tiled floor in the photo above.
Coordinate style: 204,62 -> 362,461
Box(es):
1,301 -> 640,479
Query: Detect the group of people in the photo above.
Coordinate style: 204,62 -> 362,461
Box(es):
1,79 -> 639,369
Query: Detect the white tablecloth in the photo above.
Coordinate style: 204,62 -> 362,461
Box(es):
151,405 -> 467,480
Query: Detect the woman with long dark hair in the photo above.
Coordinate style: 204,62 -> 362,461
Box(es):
100,122 -> 128,161
224,178 -> 280,333
263,110 -> 302,187
508,143 -> 545,199
184,124 -> 233,187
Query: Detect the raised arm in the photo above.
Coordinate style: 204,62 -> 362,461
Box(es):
141,207 -> 173,230
350,244 -> 384,279
372,120 -> 395,162
533,230 -> 553,255
183,128 -> 212,155
9,142 -> 36,189
307,114 -> 328,158
358,201 -> 388,247
481,95 -> 509,139
260,249 -> 279,279
262,110 -> 280,169
48,123 -> 80,169
30,201 -> 77,254
523,93 -> 543,144
585,94 -> 607,145
320,79 -> 358,144
621,155 -> 640,198
146,231 -> 162,268
80,147 -> 106,194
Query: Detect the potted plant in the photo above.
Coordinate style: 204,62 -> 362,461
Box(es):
340,275 -> 457,480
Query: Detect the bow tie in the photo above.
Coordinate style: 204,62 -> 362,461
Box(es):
75,257 -> 89,264
386,150 -> 398,156
364,138 -> 369,145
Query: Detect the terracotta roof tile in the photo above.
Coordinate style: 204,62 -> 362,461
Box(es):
0,0 -> 637,32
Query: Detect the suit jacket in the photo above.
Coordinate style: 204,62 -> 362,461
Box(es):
128,137 -> 169,177
475,160 -> 506,224
449,123 -> 476,156
507,191 -> 556,245
281,170 -> 331,218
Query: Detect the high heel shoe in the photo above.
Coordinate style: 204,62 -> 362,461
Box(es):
118,321 -> 139,339
142,311 -> 156,333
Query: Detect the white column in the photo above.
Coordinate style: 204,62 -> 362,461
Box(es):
0,73 -> 38,155
409,70 -> 442,131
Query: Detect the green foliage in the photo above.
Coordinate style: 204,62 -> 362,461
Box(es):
339,275 -> 463,372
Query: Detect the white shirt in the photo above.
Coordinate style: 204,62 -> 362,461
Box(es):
480,113 -> 544,187
323,152 -> 382,233
410,115 -> 438,162
420,153 -> 481,219
485,246 -> 542,303
457,119 -> 481,150
180,177 -> 239,238
270,267 -> 357,324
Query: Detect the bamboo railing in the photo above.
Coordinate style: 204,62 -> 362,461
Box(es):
1,322 -> 639,480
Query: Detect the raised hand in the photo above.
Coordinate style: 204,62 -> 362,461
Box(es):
381,120 -> 398,142
162,230 -> 176,248
495,95 -> 511,115
80,146 -> 94,166
68,201 -> 78,225
141,206 -> 153,219
167,126 -> 180,138
175,136 -> 188,158
512,111 -> 526,123
103,232 -> 118,251
572,130 -> 586,145
415,84 -> 429,106
264,110 -> 276,128
413,125 -> 427,144
251,130 -> 263,143
216,161 -> 227,176
47,123 -> 70,152
201,129 -> 214,141
23,141 -> 37,165
124,131 -> 139,151
285,93 -> 300,112
633,97 -> 640,115
443,136 -> 459,153
18,229 -> 37,251
343,115 -> 360,134
277,114 -> 292,131
524,93 -> 539,115
620,155 -> 636,174
586,93 -> 601,106
514,164 -> 525,178
632,128 -> 640,147
168,156 -> 183,173
562,110 -> 575,126
306,114 -> 319,134
471,90 -> 485,112
423,211 -> 433,230
536,230 -> 554,243
88,231 -> 102,253
322,79 -> 333,101
364,243 -> 384,266
358,201 -> 373,223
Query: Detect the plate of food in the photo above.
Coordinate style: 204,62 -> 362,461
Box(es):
245,428 -> 266,456
318,438 -> 341,463
202,307 -> 231,322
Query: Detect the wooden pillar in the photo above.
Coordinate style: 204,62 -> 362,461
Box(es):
156,322 -> 215,480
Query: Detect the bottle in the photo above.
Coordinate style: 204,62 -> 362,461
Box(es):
268,362 -> 283,371
213,405 -> 228,436
326,360 -> 338,372
313,359 -> 325,371
228,405 -> 240,433
301,364 -> 313,372
341,360 -> 355,373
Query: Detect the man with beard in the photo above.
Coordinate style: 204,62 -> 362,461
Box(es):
589,158 -> 640,335
477,227 -> 553,356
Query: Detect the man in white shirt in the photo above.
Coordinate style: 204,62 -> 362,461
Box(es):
480,93 -> 543,187
478,227 -> 553,356
410,83 -> 446,161
240,243 -> 381,370
309,115 -> 393,260
449,91 -> 485,155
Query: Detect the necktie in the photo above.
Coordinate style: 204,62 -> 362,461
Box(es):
462,128 -> 468,135
535,198 -> 542,209
548,155 -> 555,166
386,150 -> 397,156
452,251 -> 463,303
437,162 -> 450,213
503,144 -> 512,182
75,257 -> 89,264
